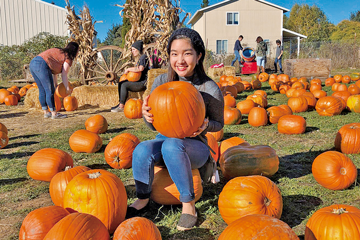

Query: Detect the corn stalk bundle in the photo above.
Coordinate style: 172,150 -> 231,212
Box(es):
65,0 -> 97,84
116,0 -> 190,66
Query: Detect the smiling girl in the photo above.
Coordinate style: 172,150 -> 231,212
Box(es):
127,28 -> 224,231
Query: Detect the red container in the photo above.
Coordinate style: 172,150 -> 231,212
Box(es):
241,61 -> 257,75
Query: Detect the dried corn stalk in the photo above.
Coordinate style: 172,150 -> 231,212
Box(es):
116,0 -> 190,67
65,0 -> 97,84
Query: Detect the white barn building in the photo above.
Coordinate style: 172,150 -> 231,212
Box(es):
0,0 -> 68,46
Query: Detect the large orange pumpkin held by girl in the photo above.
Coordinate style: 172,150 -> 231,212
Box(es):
148,81 -> 206,138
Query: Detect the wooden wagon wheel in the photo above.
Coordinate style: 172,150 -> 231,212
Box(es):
85,45 -> 128,85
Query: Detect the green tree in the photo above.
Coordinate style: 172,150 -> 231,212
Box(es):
201,0 -> 209,8
330,20 -> 360,42
350,10 -> 360,22
121,0 -> 131,48
284,3 -> 334,41
103,24 -> 123,46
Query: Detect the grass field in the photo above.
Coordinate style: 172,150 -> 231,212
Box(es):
1,71 -> 360,239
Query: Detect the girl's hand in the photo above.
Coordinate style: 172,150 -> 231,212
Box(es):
66,86 -> 72,95
142,95 -> 153,123
190,118 -> 209,137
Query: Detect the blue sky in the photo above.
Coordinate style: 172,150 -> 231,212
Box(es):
43,0 -> 359,41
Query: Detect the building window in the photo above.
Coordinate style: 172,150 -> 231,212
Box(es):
216,40 -> 228,54
227,12 -> 239,25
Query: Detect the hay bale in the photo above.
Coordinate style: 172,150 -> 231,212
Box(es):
144,68 -> 167,97
24,88 -> 41,109
224,66 -> 235,76
71,85 -> 119,108
207,67 -> 225,79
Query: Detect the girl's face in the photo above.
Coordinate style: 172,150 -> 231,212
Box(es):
131,47 -> 140,57
170,38 -> 202,78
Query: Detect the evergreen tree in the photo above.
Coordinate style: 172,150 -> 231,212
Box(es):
103,24 -> 122,46
350,10 -> 360,22
201,0 -> 209,8
121,0 -> 131,48
330,20 -> 360,42
284,4 -> 334,41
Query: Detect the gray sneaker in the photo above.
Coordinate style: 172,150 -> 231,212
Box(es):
111,106 -> 124,112
44,112 -> 51,118
111,103 -> 120,110
52,113 -> 67,119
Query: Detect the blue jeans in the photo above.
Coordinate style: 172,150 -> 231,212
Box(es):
231,50 -> 241,66
274,57 -> 283,72
256,56 -> 266,68
29,56 -> 56,111
132,134 -> 209,202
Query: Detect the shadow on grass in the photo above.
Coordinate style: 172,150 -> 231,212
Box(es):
86,163 -> 110,170
273,149 -> 330,180
304,126 -> 320,133
0,111 -> 28,119
6,141 -> 39,149
1,151 -> 35,159
281,194 -> 322,228
0,177 -> 27,186
106,127 -> 128,134
9,134 -> 40,140
223,132 -> 247,139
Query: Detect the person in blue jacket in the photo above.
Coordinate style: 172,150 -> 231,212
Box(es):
231,35 -> 244,68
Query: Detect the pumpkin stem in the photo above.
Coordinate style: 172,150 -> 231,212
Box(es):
264,197 -> 271,206
64,166 -> 73,171
332,208 -> 348,214
340,167 -> 347,175
88,171 -> 101,179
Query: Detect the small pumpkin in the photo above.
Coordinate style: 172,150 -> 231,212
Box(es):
219,136 -> 249,155
219,144 -> 279,180
85,114 -> 108,134
248,107 -> 268,127
55,82 -> 74,98
266,106 -> 290,124
312,151 -> 357,190
334,74 -> 342,83
219,214 -> 299,240
302,91 -> 317,109
254,90 -> 267,99
223,94 -> 236,108
19,206 -> 70,240
4,95 -> 18,106
287,96 -> 308,113
49,166 -> 90,207
305,204 -> 360,240
310,78 -> 322,86
126,71 -> 142,82
206,133 -> 219,162
277,74 -> 290,83
207,128 -> 224,141
0,130 -> 9,149
104,133 -> 140,169
63,96 -> 78,111
151,166 -> 203,205
0,122 -> 8,135
278,115 -> 306,134
325,77 -> 335,86
236,99 -> 257,114
342,75 -> 351,84
43,213 -> 110,240
246,94 -> 267,108
350,72 -> 360,81
309,84 -> 322,93
348,84 -> 360,95
0,89 -> 11,104
222,85 -> 238,97
335,123 -> 360,154
251,79 -> 262,89
315,96 -> 343,116
63,169 -> 128,233
279,84 -> 291,94
27,148 -> 74,182
148,81 -> 205,138
18,87 -> 28,97
124,98 -> 143,119
218,175 -> 283,225
258,72 -> 269,82
113,217 -> 162,240
69,129 -> 103,153
291,82 -> 305,90
347,94 -> 360,113
332,91 -> 351,105
241,81 -> 252,90
311,89 -> 327,99
224,106 -> 242,125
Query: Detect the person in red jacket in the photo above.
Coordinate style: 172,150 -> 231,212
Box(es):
29,42 -> 79,119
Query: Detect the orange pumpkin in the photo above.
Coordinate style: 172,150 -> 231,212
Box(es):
151,166 -> 202,205
258,72 -> 269,82
224,106 -> 242,125
0,122 -> 8,135
233,82 -> 245,93
285,88 -> 296,98
309,84 -> 322,93
236,99 -> 257,114
220,75 -> 227,83
124,98 -> 143,119
312,89 -> 327,99
0,130 -> 8,149
248,107 -> 268,127
247,94 -> 267,108
63,170 -> 127,233
223,94 -> 236,107
291,82 -> 305,90
251,79 -> 262,89
104,133 -> 140,169
127,71 -> 142,82
69,129 -> 103,153
85,114 -> 108,134
310,78 -> 322,86
4,94 -> 18,106
113,217 -> 162,240
332,91 -> 351,105
334,74 -> 342,83
348,84 -> 360,95
332,82 -> 341,91
55,82 -> 74,98
287,96 -> 308,113
241,81 -> 252,90
278,104 -> 293,115
278,115 -> 306,134
266,106 -> 289,124
298,77 -> 308,83
219,214 -> 299,240
19,206 -> 70,240
219,136 -> 249,155
312,151 -> 357,190
222,85 -> 238,97
206,133 -> 219,162
63,96 -> 78,111
120,73 -> 128,82
315,96 -> 343,116
279,84 -> 291,94
208,128 -> 224,142
254,90 -> 267,99
337,84 -> 348,92
342,75 -> 351,84
43,212 -> 110,240
0,89 -> 11,104
18,87 -> 28,97
148,81 -> 205,138
325,77 -> 335,86
302,92 -> 317,109
335,123 -> 360,154
27,148 -> 74,182
277,74 -> 290,83
347,95 -> 360,113
305,204 -> 360,240
218,175 -> 283,225
49,166 -> 90,207
291,88 -> 307,97
47,94 -> 62,112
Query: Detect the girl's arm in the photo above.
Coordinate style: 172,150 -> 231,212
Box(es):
61,61 -> 71,93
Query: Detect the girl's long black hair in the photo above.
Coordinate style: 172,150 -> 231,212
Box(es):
61,42 -> 79,60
